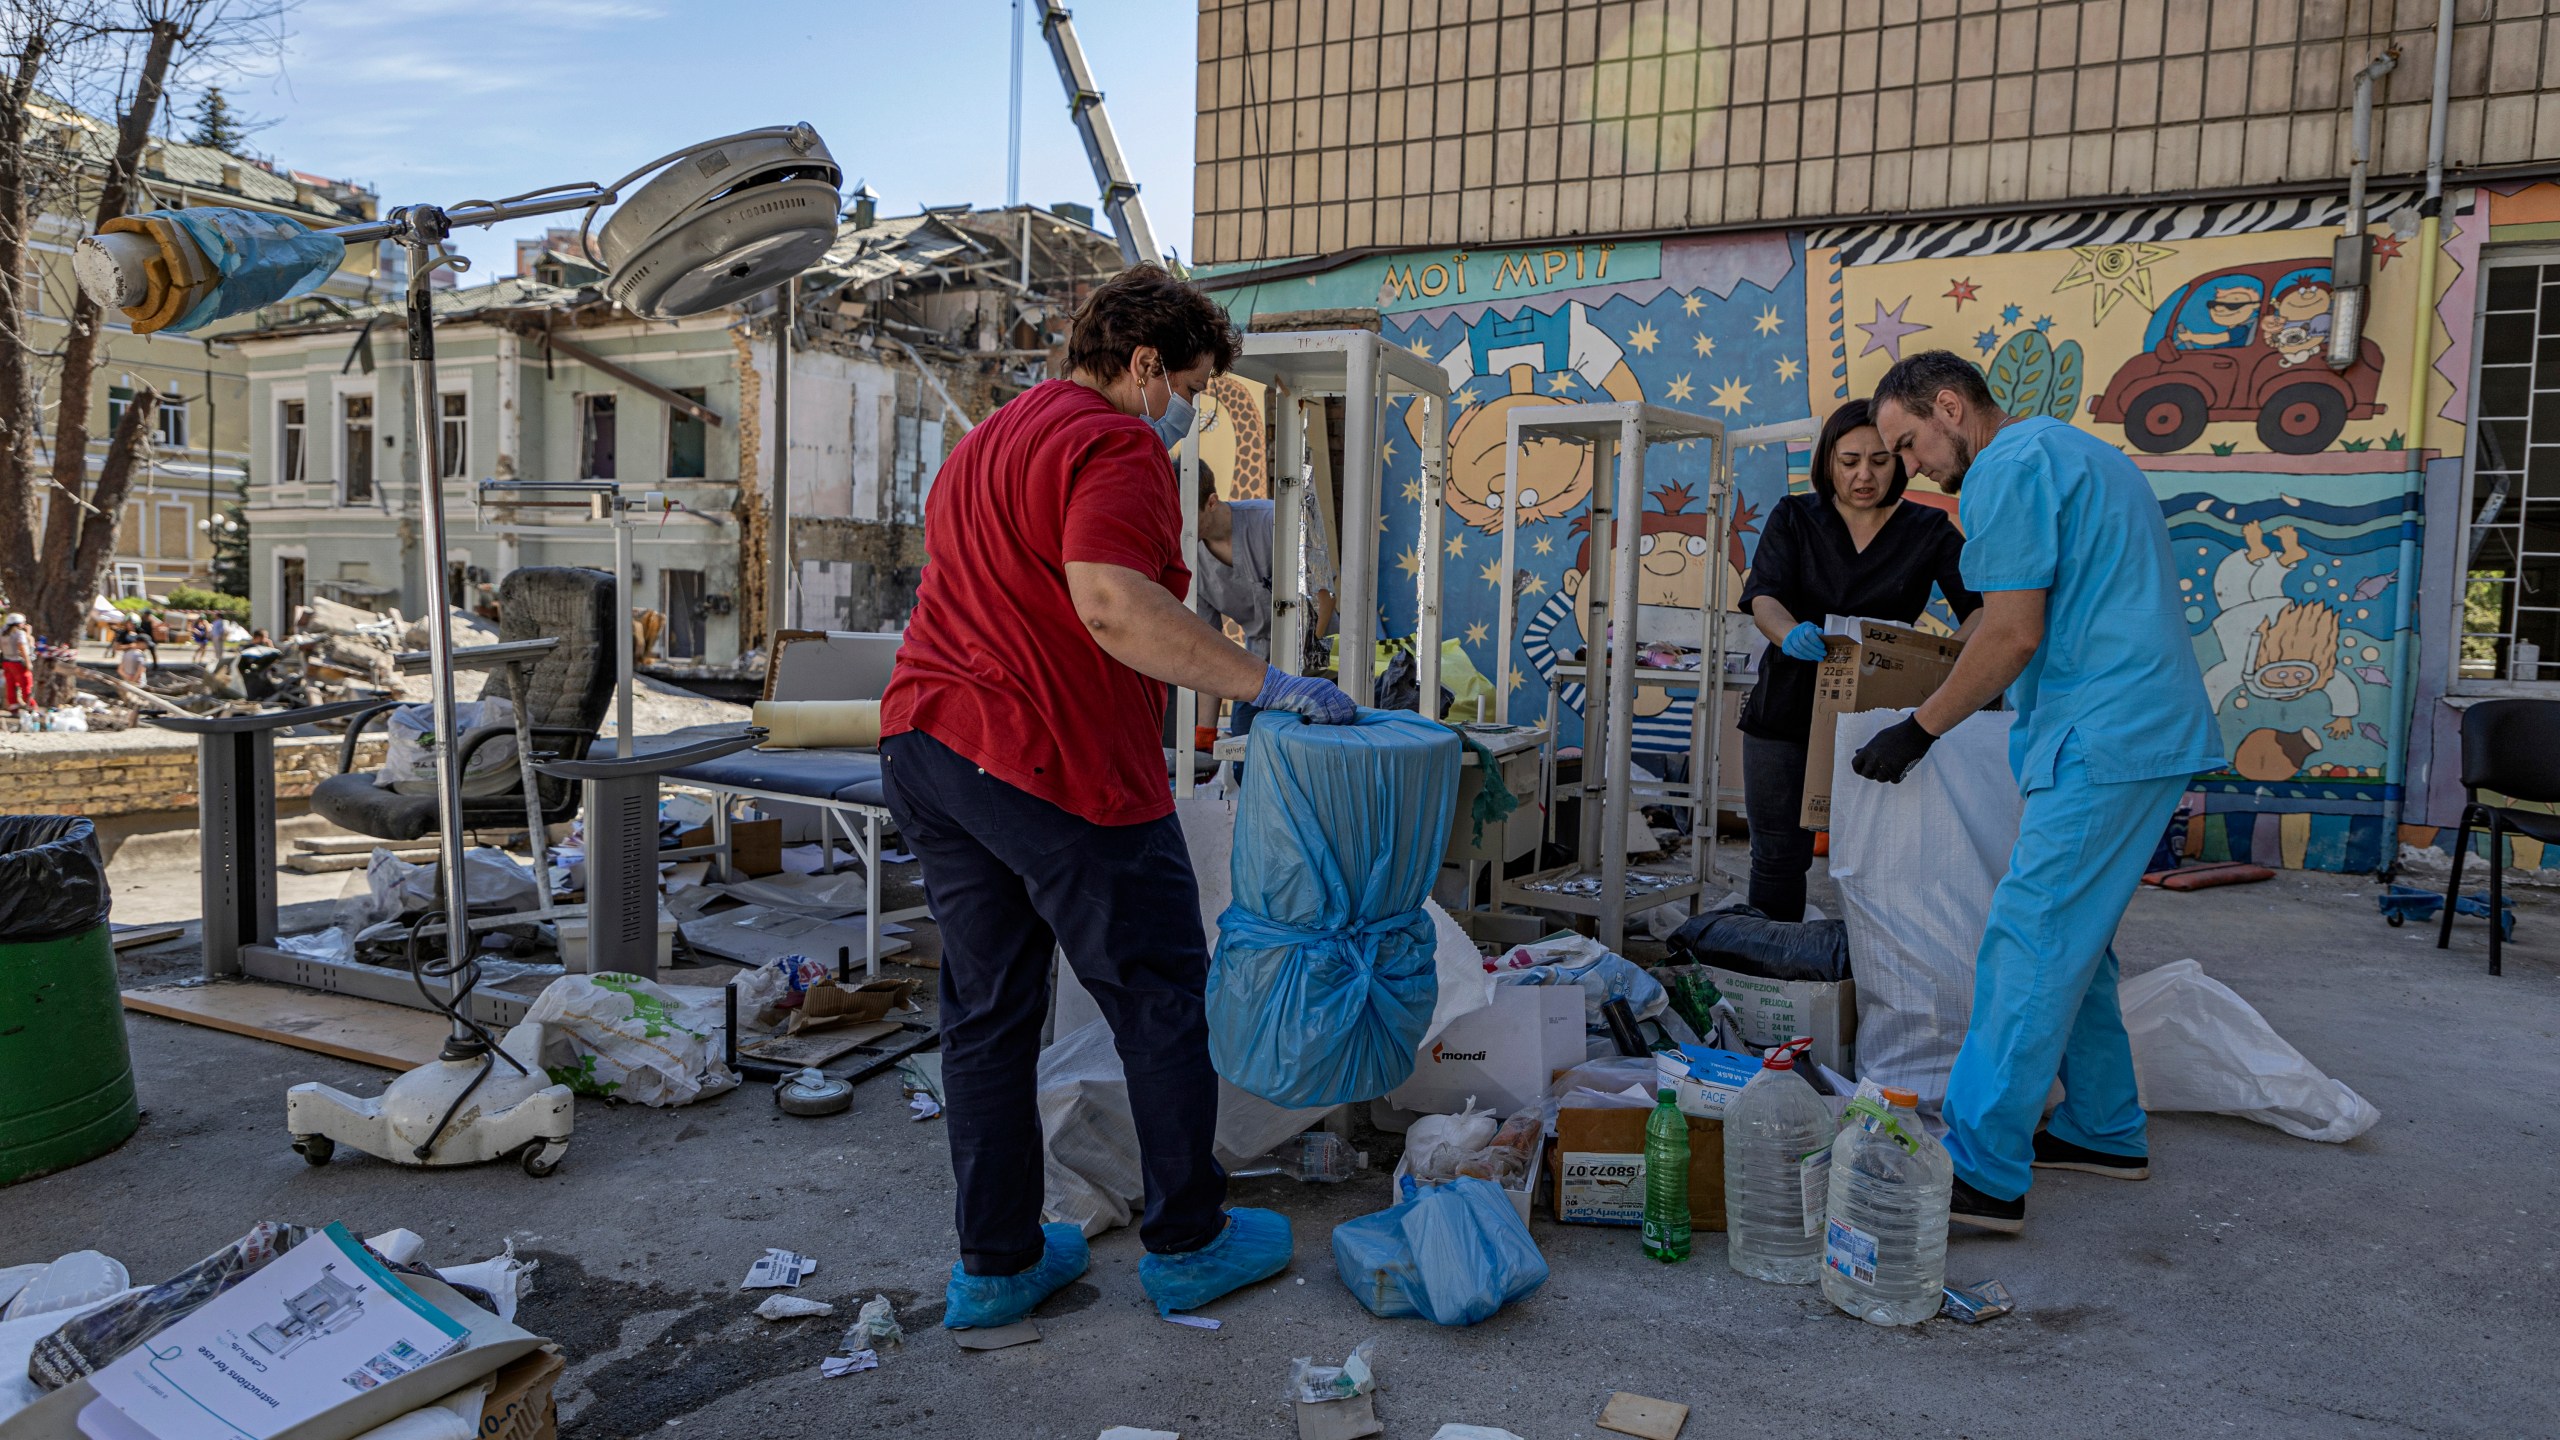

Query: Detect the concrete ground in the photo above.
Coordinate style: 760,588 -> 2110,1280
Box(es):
9,836 -> 2557,1438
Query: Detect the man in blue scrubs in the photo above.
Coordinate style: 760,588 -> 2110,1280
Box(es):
1855,351 -> 2221,1234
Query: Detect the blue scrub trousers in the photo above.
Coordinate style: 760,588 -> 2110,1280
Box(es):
881,729 -> 1228,1274
1942,741 -> 2189,1202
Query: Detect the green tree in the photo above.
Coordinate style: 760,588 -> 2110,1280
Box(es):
186,84 -> 245,152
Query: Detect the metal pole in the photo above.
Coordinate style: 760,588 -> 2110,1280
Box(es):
403,229 -> 475,1044
1338,341 -> 1380,705
2379,0 -> 2457,876
615,500 -> 635,759
769,282 -> 794,638
1008,0 -> 1025,209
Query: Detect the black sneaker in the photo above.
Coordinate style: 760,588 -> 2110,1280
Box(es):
1949,1177 -> 2025,1234
2033,1130 -> 2151,1181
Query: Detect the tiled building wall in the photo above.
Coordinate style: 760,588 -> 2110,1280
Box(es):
1194,0 -> 2560,266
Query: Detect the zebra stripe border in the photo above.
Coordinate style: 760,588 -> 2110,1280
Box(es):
1810,187 -> 2467,268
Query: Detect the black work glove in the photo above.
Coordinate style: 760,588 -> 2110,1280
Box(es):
1851,715 -> 1939,783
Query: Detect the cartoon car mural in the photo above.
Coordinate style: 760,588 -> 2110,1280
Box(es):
2090,259 -> 2386,455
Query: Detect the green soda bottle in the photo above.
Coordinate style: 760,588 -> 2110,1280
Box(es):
1642,1087 -> 1692,1263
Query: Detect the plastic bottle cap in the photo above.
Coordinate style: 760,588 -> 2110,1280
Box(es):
1658,1088 -> 1677,1103
1882,1087 -> 1918,1108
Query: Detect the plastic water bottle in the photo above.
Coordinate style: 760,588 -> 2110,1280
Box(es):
1722,1037 -> 1832,1285
1822,1087 -> 1953,1326
1278,1130 -> 1363,1183
1641,1089 -> 1691,1262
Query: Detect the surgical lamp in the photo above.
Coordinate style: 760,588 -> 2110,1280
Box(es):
72,125 -> 840,1173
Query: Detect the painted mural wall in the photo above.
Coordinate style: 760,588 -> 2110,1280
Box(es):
1202,182 -> 2503,872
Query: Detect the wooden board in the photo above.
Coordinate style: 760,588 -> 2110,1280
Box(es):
1597,1393 -> 1689,1440
122,982 -> 451,1071
738,1020 -> 900,1068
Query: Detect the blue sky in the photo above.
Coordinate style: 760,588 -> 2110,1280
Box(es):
226,1 -> 1199,278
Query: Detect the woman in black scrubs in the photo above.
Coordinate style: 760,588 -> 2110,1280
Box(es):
1735,399 -> 1980,921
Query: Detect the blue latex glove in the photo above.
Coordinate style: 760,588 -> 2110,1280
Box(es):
1254,665 -> 1356,725
944,1223 -> 1089,1329
1140,1208 -> 1294,1314
1781,621 -> 1829,663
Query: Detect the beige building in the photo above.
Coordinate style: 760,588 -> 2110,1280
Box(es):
1192,0 -> 2558,265
20,96 -> 389,600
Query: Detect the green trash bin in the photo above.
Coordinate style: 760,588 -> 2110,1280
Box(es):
0,815 -> 137,1186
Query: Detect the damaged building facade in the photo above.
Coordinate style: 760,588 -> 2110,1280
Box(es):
234,205 -> 1120,661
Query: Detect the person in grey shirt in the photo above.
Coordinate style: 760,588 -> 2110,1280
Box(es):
1193,463 -> 1336,737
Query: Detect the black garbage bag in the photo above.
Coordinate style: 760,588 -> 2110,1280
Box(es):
1667,903 -> 1851,984
0,815 -> 111,944
1376,645 -> 1454,719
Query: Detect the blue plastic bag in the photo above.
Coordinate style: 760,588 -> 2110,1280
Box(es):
1209,709 -> 1459,1107
1331,1177 -> 1548,1325
159,207 -> 345,334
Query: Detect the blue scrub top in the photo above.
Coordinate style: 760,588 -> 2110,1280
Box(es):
1957,416 -> 2222,792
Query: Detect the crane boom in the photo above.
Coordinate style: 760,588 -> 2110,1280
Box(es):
1039,2 -> 1164,269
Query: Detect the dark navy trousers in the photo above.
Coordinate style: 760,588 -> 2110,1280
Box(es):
880,729 -> 1226,1274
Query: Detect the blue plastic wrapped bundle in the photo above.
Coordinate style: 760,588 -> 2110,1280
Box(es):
95,207 -> 344,335
1331,1177 -> 1548,1325
1208,708 -> 1460,1108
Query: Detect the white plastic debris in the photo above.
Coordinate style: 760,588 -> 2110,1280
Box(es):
853,1295 -> 903,1350
1430,1428 -> 1526,1440
1,1252 -> 128,1323
434,1244 -> 538,1324
755,1295 -> 837,1321
909,1093 -> 942,1121
819,1349 -> 878,1377
2121,958 -> 2382,1142
1162,1314 -> 1220,1330
742,1249 -> 818,1289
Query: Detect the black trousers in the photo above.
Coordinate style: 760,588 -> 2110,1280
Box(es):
1741,732 -> 1818,923
880,729 -> 1227,1274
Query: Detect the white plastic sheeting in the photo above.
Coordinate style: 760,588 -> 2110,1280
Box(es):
1827,709 -> 2018,1111
2120,959 -> 2380,1142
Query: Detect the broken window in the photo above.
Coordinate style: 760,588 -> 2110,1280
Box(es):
439,392 -> 469,479
580,393 -> 617,480
891,407 -> 945,526
668,387 -> 707,479
280,400 -> 306,486
342,394 -> 374,505
2461,253 -> 2560,689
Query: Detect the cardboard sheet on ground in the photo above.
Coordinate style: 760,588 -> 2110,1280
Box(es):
1038,793 -> 1496,1236
2,1266 -> 540,1440
676,903 -> 907,966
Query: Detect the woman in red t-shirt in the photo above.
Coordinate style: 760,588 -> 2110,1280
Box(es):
878,265 -> 1354,1330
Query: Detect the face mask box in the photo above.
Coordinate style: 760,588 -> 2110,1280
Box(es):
1656,1044 -> 1761,1118
1801,618 -> 1964,830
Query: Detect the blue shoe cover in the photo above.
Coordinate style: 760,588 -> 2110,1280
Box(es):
1139,1207 -> 1294,1315
944,1223 -> 1089,1329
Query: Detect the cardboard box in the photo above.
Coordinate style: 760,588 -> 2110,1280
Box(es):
1386,985 -> 1587,1121
1388,1141 -> 1543,1227
480,1344 -> 565,1440
787,976 -> 917,1034
1801,620 -> 1964,830
1694,965 -> 1857,1076
677,818 -> 783,878
1550,1106 -> 1727,1230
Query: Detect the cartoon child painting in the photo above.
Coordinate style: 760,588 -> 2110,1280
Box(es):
1518,482 -> 1754,749
2173,280 -> 2265,350
2259,271 -> 2334,369
1410,300 -> 1646,533
2201,520 -> 2362,780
